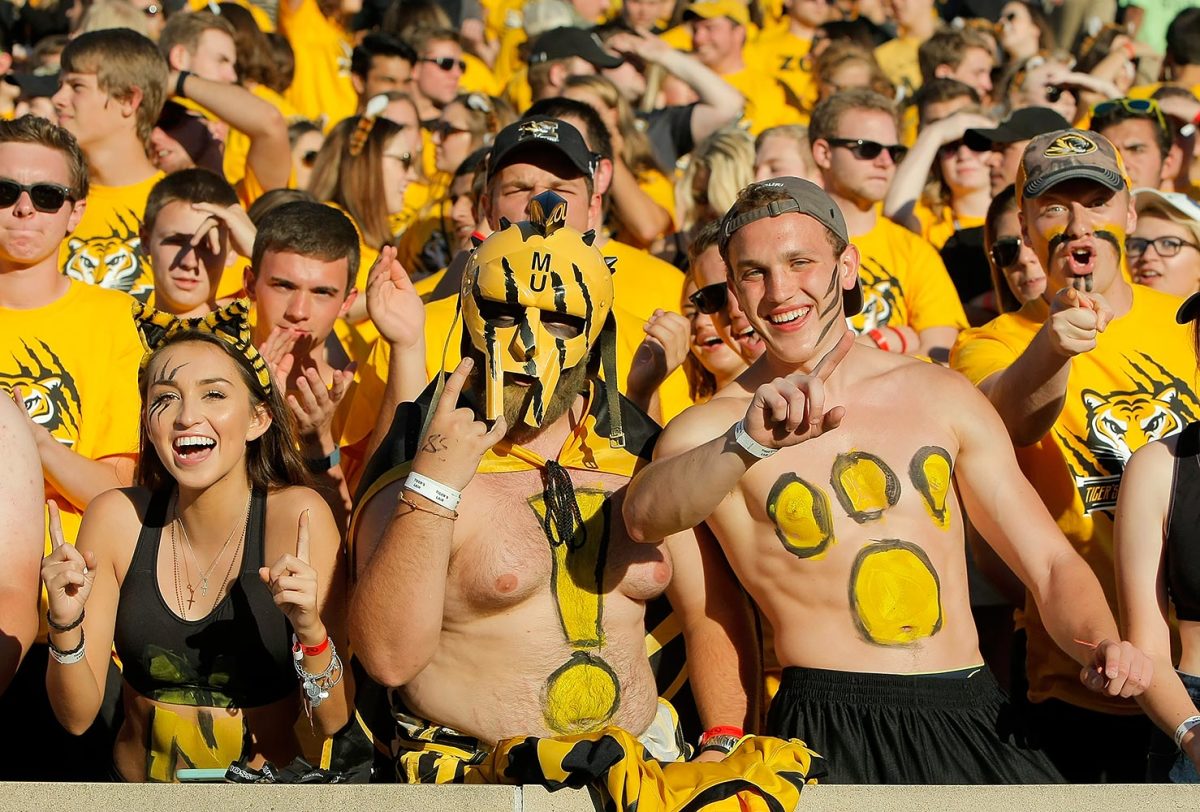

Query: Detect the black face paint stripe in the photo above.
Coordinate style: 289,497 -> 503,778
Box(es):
551,270 -> 566,313
518,315 -> 536,355
572,263 -> 593,340
501,257 -> 519,305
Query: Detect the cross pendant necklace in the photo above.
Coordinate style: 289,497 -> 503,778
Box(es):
186,585 -> 196,610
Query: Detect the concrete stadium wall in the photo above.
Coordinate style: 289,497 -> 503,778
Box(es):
3,782 -> 1195,811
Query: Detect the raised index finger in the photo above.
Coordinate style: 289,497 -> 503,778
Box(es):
47,500 -> 65,549
438,357 -> 475,413
295,508 -> 310,564
813,329 -> 855,381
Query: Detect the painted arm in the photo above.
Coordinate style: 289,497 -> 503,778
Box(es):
0,397 -> 42,695
1114,441 -> 1200,769
954,373 -> 1151,698
978,287 -> 1112,447
348,359 -> 505,687
173,71 -> 292,193
664,524 -> 760,735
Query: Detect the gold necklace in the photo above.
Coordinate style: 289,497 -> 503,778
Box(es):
175,491 -> 252,608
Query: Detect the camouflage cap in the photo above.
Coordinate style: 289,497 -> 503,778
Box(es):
1017,128 -> 1128,203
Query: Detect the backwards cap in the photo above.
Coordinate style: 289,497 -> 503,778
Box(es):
719,176 -> 862,316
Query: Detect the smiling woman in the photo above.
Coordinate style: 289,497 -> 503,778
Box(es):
40,302 -> 352,782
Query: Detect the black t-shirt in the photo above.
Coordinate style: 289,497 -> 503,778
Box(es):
640,103 -> 696,172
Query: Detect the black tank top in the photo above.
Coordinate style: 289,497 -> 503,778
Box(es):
113,488 -> 296,708
1166,422 -> 1200,622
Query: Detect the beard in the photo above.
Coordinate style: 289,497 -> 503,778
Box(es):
462,347 -> 591,444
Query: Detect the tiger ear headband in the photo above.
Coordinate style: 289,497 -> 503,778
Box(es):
132,298 -> 273,395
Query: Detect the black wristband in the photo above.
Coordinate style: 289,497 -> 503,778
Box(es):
175,70 -> 191,99
46,609 -> 84,633
305,446 -> 341,473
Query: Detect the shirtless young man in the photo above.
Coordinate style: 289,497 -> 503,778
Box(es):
622,176 -> 1153,784
348,186 -> 754,782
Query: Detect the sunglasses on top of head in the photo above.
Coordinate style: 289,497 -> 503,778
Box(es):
688,282 -> 729,315
0,179 -> 74,212
827,138 -> 909,162
421,56 -> 467,72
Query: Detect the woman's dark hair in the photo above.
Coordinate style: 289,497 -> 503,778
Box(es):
218,3 -> 279,89
137,331 -> 312,493
984,184 -> 1022,314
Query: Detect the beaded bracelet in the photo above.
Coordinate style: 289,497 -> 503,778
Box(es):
293,635 -> 343,710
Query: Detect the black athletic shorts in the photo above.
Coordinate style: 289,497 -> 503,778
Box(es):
766,665 -> 1064,784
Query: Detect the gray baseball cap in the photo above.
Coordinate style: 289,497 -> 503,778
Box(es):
719,176 -> 861,316
1018,129 -> 1127,202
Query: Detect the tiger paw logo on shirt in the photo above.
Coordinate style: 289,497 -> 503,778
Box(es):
1056,353 -> 1199,513
0,338 -> 83,447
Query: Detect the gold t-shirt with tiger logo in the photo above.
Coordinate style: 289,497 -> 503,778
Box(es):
850,216 -> 968,335
0,281 -> 143,636
950,283 -> 1200,713
60,171 -> 164,301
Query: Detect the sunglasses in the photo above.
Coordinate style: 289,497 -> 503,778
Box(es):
827,138 -> 908,163
384,151 -> 415,171
688,282 -> 728,315
421,56 -> 466,72
1091,97 -> 1168,136
428,120 -> 471,139
938,138 -> 985,158
989,236 -> 1022,269
0,179 -> 74,212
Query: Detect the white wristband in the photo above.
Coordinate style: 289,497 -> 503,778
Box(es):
732,419 -> 778,459
1174,715 -> 1200,750
405,471 -> 462,511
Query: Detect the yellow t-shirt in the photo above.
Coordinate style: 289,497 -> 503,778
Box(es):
874,35 -> 922,100
950,284 -> 1200,713
461,53 -> 501,97
187,0 -> 273,31
910,204 -> 986,252
502,66 -> 532,120
493,24 -> 527,92
850,216 -> 968,334
720,67 -> 803,136
61,171 -> 165,301
746,29 -> 817,123
279,0 -> 357,127
0,282 -> 142,634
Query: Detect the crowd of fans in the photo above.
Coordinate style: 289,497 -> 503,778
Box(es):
1,0 -> 1200,794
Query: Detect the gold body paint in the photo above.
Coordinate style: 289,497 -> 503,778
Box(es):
145,706 -> 244,782
766,473 -> 836,559
909,446 -> 953,530
529,487 -> 621,734
830,452 -> 901,523
849,539 -> 943,647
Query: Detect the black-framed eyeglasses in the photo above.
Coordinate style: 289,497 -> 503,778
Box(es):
0,179 -> 74,212
688,282 -> 728,315
1126,235 -> 1200,259
827,138 -> 908,163
301,150 -> 319,168
428,120 -> 471,139
989,236 -> 1022,269
421,56 -> 466,72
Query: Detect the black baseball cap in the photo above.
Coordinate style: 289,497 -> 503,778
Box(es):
528,27 -> 623,69
965,107 -> 1071,152
719,176 -> 862,316
4,71 -> 59,99
487,116 -> 598,180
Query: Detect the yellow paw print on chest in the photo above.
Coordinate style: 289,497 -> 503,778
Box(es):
765,447 -> 954,647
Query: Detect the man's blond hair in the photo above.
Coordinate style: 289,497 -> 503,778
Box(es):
60,28 -> 168,151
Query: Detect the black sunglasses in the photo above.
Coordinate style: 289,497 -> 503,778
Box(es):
0,179 -> 74,212
827,138 -> 908,162
428,120 -> 471,139
688,282 -> 728,315
421,56 -> 466,72
938,138 -> 986,158
990,236 -> 1021,269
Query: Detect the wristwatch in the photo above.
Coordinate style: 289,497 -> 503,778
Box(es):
305,446 -> 341,473
698,734 -> 740,755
